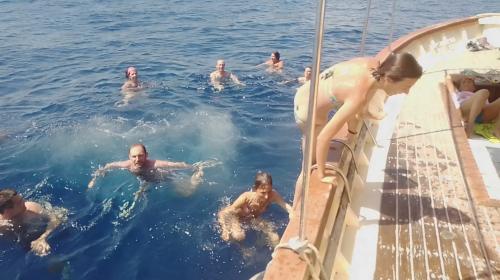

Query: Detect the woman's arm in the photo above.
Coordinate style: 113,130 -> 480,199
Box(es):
316,99 -> 363,181
445,74 -> 459,93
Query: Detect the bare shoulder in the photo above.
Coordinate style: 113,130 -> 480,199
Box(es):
25,201 -> 44,214
238,191 -> 253,200
270,189 -> 282,200
230,191 -> 252,208
337,57 -> 374,73
122,81 -> 133,89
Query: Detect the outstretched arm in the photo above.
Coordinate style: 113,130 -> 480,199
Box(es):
230,73 -> 244,86
154,160 -> 193,170
88,160 -> 130,189
27,202 -> 61,256
255,61 -> 268,68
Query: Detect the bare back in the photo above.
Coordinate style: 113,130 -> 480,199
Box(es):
294,57 -> 378,126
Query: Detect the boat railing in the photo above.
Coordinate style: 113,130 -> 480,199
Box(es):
259,13 -> 498,280
263,117 -> 377,280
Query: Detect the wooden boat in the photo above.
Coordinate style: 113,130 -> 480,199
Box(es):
260,13 -> 500,279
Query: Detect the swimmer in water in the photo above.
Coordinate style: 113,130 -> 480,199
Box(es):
259,51 -> 284,73
118,66 -> 143,107
298,66 -> 312,84
122,66 -> 141,91
210,59 -> 244,91
0,188 -> 62,256
88,143 -> 207,197
217,171 -> 292,247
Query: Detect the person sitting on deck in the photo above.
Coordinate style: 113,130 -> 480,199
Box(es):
446,74 -> 500,139
88,143 -> 207,197
210,59 -> 244,91
293,52 -> 422,194
0,188 -> 62,256
217,171 -> 293,247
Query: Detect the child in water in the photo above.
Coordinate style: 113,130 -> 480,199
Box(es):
217,171 -> 293,247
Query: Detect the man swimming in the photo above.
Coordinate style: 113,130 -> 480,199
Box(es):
88,143 -> 207,197
0,188 -> 62,256
261,51 -> 284,72
210,59 -> 244,91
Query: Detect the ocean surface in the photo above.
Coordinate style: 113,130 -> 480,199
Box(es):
0,0 -> 498,279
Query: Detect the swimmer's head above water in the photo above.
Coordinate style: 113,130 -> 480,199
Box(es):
216,59 -> 226,73
252,171 -> 273,201
128,143 -> 148,169
0,188 -> 25,219
125,66 -> 138,81
304,66 -> 312,81
271,52 -> 280,64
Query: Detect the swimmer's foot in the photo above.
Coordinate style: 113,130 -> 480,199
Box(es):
134,185 -> 148,200
134,190 -> 144,201
221,229 -> 231,242
240,246 -> 256,261
267,232 -> 280,248
320,176 -> 337,185
190,167 -> 204,186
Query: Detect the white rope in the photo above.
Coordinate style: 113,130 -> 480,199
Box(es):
273,237 -> 328,280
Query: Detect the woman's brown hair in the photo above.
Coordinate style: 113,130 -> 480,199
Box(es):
372,52 -> 423,82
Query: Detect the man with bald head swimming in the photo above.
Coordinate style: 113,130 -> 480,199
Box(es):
88,144 -> 208,197
210,59 -> 244,91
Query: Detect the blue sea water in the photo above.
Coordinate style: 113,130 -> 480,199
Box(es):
0,0 -> 498,279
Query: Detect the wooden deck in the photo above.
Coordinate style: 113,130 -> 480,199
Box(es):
366,50 -> 500,279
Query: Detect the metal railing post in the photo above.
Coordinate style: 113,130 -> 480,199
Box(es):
299,0 -> 329,240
